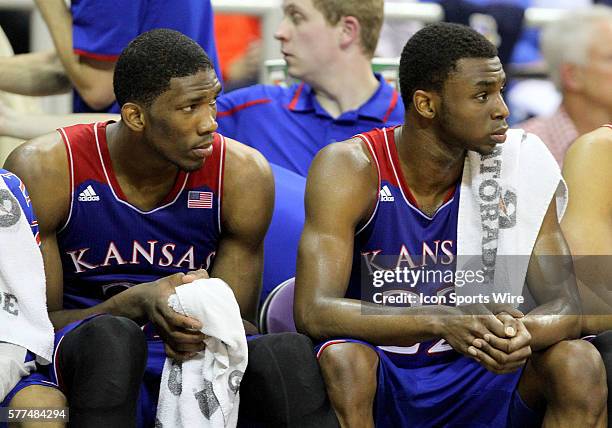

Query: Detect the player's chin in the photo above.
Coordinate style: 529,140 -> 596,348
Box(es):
178,158 -> 205,172
473,140 -> 498,155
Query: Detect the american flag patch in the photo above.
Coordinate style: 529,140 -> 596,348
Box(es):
187,191 -> 213,209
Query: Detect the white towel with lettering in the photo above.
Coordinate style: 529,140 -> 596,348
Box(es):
156,279 -> 247,428
0,175 -> 53,363
455,129 -> 567,303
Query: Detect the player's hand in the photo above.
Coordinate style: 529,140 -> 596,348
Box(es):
142,272 -> 208,361
441,304 -> 517,360
181,268 -> 210,284
469,318 -> 531,374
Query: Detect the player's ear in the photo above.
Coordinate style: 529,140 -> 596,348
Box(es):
121,103 -> 146,132
413,90 -> 437,119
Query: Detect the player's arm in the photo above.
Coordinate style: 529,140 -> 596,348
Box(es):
561,128 -> 612,334
0,50 -> 70,96
34,0 -> 115,110
209,140 -> 274,327
519,196 -> 582,350
0,99 -> 119,140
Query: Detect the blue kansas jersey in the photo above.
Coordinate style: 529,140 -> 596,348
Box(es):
56,122 -> 225,309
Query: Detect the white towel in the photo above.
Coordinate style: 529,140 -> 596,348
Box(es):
0,176 -> 54,364
455,129 -> 567,303
156,279 -> 247,428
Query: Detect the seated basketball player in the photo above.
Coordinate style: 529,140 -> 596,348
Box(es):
4,29 -> 336,428
295,23 -> 607,427
562,124 -> 612,428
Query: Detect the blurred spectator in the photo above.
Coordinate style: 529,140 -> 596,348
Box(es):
519,5 -> 612,166
214,14 -> 262,91
217,0 -> 402,177
0,0 -> 221,114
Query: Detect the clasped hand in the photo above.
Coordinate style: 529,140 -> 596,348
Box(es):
442,304 -> 532,374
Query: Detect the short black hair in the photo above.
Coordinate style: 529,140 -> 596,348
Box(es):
114,28 -> 214,108
399,22 -> 497,109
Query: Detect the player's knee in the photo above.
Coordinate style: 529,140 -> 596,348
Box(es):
546,340 -> 607,409
241,333 -> 334,424
9,385 -> 66,409
60,315 -> 146,408
318,342 -> 378,396
244,332 -> 321,390
78,315 -> 146,365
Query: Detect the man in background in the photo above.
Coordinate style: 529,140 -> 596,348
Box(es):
519,6 -> 612,166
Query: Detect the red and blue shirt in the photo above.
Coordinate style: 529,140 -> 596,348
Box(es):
217,74 -> 404,177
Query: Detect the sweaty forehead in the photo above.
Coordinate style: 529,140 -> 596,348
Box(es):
449,57 -> 505,86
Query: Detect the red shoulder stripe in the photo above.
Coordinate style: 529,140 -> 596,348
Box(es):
217,99 -> 272,117
74,49 -> 119,62
287,83 -> 304,111
382,90 -> 399,123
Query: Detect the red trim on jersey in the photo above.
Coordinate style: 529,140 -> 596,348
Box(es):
385,128 -> 420,207
385,127 -> 457,210
185,133 -> 224,191
95,122 -> 188,204
58,128 -> 75,210
382,90 -> 399,123
217,99 -> 272,117
316,339 -> 349,359
74,49 -> 119,62
355,133 -> 382,235
287,83 -> 304,111
218,135 -> 226,234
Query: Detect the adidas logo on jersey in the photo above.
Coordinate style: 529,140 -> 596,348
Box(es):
78,185 -> 100,202
380,185 -> 395,202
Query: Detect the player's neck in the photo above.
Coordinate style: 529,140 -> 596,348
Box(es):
563,93 -> 612,136
106,122 -> 179,188
395,124 -> 464,201
309,57 -> 379,119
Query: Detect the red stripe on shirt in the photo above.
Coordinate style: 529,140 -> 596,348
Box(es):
287,83 -> 304,111
74,49 -> 120,62
382,90 -> 399,123
217,99 -> 272,117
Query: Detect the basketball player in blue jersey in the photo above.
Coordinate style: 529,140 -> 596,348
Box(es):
4,29 -> 337,428
296,23 -> 607,427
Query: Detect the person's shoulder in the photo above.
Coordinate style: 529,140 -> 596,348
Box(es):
3,131 -> 67,191
217,84 -> 291,111
564,126 -> 612,171
309,137 -> 376,185
223,136 -> 273,184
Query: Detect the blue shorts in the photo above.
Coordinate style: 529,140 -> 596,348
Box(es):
316,339 -> 543,428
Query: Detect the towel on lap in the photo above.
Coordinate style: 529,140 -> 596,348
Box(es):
156,279 -> 247,428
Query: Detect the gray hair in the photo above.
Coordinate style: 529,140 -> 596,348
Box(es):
540,5 -> 612,90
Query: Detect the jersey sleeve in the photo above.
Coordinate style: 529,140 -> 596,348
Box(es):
71,0 -> 144,61
0,171 -> 40,245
